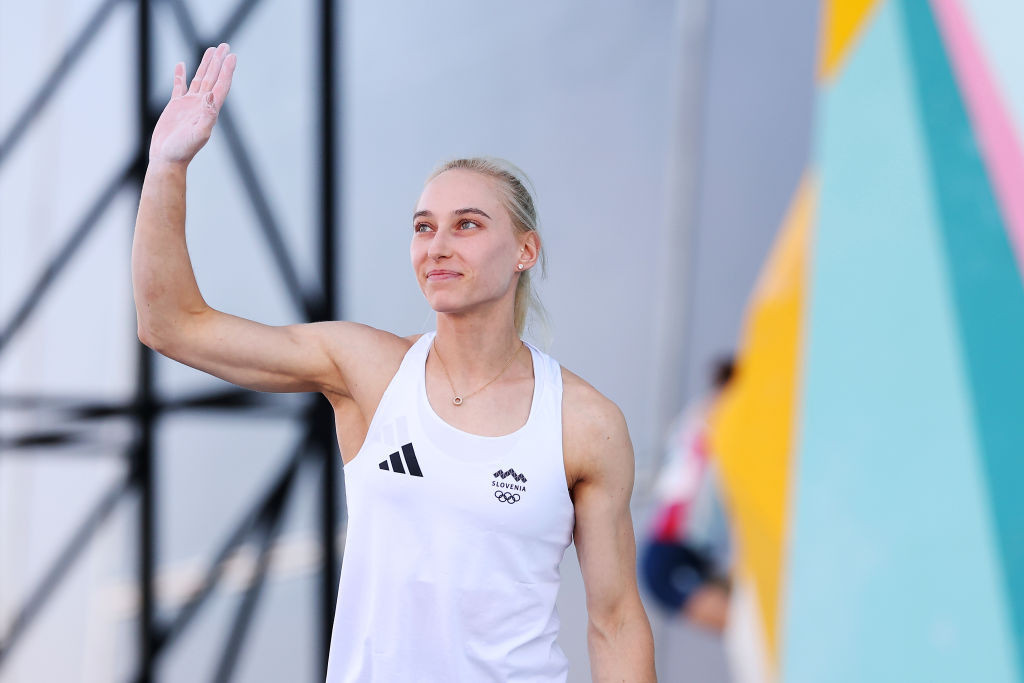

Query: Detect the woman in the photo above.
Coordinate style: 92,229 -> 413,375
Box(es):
641,357 -> 734,634
133,43 -> 655,682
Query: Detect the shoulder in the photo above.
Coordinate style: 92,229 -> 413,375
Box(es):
307,322 -> 418,404
560,366 -> 627,435
559,366 -> 633,490
303,321 -> 418,363
305,320 -> 416,346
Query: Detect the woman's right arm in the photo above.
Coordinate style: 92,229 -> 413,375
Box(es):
133,44 -> 394,397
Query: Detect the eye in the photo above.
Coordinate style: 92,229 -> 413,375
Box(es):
414,222 -> 433,233
458,219 -> 480,230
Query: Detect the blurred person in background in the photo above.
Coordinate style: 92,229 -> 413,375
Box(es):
641,356 -> 735,634
131,43 -> 656,681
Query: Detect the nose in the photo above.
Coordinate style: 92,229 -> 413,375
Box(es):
427,226 -> 452,261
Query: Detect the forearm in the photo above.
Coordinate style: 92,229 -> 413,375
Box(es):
131,161 -> 209,344
587,602 -> 657,682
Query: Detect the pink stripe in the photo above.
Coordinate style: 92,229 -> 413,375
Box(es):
929,0 -> 1024,278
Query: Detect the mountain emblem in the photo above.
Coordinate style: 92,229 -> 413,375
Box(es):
493,467 -> 527,483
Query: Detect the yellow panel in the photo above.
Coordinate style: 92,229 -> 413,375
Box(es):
709,173 -> 815,671
819,0 -> 883,82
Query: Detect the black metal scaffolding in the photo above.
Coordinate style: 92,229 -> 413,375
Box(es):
0,0 -> 342,680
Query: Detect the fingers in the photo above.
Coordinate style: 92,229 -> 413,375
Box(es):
210,53 -> 237,110
188,46 -> 215,95
171,62 -> 186,98
200,43 -> 230,94
180,43 -> 232,108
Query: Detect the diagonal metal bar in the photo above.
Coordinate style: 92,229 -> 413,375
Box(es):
0,157 -> 137,354
216,109 -> 319,319
0,0 -> 124,167
0,474 -> 130,668
133,424 -> 313,678
139,456 -> 303,674
162,0 -> 319,321
209,450 -> 298,683
213,0 -> 266,45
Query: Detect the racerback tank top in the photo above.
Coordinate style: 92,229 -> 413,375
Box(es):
325,331 -> 576,682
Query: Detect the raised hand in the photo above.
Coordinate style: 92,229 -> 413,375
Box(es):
149,43 -> 237,167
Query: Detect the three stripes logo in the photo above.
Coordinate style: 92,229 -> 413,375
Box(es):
491,467 -> 527,504
378,443 -> 423,477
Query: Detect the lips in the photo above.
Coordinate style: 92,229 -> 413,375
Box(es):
426,270 -> 461,281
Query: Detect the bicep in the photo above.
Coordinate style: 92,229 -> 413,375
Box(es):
571,407 -> 642,621
142,308 -> 356,395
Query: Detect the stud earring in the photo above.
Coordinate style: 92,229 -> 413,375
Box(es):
517,263 -> 524,270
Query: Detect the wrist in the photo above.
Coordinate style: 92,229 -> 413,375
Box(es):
147,157 -> 189,176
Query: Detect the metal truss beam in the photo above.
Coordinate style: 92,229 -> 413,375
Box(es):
0,0 -> 340,678
0,0 -> 125,166
0,475 -> 131,666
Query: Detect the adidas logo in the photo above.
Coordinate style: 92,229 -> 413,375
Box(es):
378,443 -> 423,477
493,468 -> 527,483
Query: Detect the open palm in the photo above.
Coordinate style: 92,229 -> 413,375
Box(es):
149,43 -> 237,165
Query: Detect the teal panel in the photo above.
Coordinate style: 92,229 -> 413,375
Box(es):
780,2 -> 1018,682
902,0 -> 1024,671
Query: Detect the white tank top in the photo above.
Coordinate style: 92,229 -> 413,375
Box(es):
325,331 -> 576,682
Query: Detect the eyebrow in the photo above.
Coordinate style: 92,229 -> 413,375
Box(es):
413,207 -> 492,220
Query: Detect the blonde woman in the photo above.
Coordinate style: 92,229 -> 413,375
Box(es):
133,43 -> 656,682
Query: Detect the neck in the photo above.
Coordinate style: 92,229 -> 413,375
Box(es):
432,309 -> 523,384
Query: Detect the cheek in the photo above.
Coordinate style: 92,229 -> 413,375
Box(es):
410,243 -> 425,283
478,247 -> 514,287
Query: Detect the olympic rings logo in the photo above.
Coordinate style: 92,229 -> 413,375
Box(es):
494,491 -> 521,504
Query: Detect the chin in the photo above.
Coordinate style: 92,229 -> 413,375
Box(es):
422,293 -> 464,314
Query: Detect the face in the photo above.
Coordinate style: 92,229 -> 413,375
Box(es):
411,169 -> 536,317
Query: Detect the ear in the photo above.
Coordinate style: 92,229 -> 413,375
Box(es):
517,231 -> 541,272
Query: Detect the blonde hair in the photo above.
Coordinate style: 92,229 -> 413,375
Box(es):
426,157 -> 548,338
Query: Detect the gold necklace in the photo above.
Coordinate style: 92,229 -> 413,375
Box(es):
431,338 -> 523,406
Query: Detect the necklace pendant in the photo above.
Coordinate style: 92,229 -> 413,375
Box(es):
452,396 -> 463,406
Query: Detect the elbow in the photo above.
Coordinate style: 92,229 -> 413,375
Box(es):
136,319 -> 169,352
587,599 -> 656,682
135,304 -> 203,352
587,594 -> 650,643
134,296 -> 159,350
587,601 -> 628,644
137,325 -> 158,351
